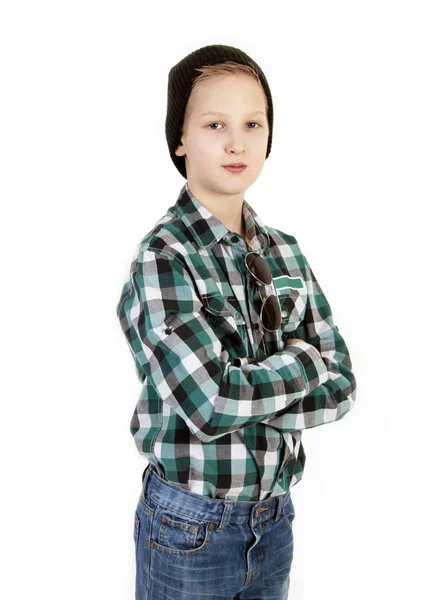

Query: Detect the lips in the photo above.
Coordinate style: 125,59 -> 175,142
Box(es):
223,164 -> 247,173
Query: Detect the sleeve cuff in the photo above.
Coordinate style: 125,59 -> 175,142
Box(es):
284,340 -> 329,392
233,356 -> 259,367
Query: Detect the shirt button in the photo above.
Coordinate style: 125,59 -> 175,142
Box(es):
254,322 -> 260,330
281,310 -> 287,318
231,235 -> 239,243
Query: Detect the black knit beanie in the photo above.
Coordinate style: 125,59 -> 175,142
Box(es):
165,44 -> 274,179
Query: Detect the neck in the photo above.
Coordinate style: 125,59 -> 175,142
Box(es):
186,180 -> 246,237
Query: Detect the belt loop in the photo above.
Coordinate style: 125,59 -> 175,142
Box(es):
274,493 -> 285,522
217,500 -> 234,533
141,462 -> 150,500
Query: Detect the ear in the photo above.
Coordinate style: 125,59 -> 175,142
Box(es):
175,140 -> 185,157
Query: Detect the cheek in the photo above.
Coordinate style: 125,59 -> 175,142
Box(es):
197,143 -> 224,167
191,134 -> 219,155
203,135 -> 222,153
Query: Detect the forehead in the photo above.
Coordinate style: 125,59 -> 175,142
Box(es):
190,75 -> 266,108
200,109 -> 266,118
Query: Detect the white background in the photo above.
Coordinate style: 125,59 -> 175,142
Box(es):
1,1 -> 424,598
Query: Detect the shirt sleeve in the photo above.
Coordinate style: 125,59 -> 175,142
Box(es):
116,249 -> 329,443
261,250 -> 357,432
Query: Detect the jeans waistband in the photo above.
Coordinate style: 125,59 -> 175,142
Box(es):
141,463 -> 291,530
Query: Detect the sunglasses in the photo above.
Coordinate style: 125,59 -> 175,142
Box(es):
244,251 -> 282,332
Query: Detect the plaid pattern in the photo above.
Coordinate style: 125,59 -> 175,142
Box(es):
116,182 -> 357,501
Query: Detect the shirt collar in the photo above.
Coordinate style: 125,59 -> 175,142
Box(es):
174,182 -> 270,254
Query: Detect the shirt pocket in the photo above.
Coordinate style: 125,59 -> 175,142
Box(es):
276,282 -> 308,334
200,292 -> 247,354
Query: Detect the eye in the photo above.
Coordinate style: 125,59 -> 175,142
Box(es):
207,122 -> 262,130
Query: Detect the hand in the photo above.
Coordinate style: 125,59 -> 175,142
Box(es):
286,337 -> 322,360
285,337 -> 304,346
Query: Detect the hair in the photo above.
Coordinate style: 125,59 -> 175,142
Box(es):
182,61 -> 269,134
192,60 -> 262,92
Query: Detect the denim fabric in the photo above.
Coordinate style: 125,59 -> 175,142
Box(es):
133,464 -> 296,599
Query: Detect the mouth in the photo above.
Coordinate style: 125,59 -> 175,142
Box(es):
223,164 -> 247,173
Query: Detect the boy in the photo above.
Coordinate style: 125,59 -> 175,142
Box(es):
116,44 -> 357,600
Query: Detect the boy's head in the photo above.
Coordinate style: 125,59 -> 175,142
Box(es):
166,45 -> 274,194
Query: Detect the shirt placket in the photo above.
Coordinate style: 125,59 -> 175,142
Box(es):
228,233 -> 264,361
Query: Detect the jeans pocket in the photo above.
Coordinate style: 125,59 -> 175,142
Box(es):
150,503 -> 215,556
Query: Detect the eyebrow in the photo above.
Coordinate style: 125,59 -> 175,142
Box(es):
200,110 -> 266,118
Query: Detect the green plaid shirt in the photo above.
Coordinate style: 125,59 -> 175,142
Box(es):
116,182 -> 356,501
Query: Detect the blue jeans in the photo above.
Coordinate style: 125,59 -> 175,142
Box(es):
133,464 -> 295,599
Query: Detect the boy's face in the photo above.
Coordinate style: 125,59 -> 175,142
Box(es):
175,73 -> 269,200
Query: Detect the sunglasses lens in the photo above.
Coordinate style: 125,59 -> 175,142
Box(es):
261,295 -> 281,331
245,253 -> 272,285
